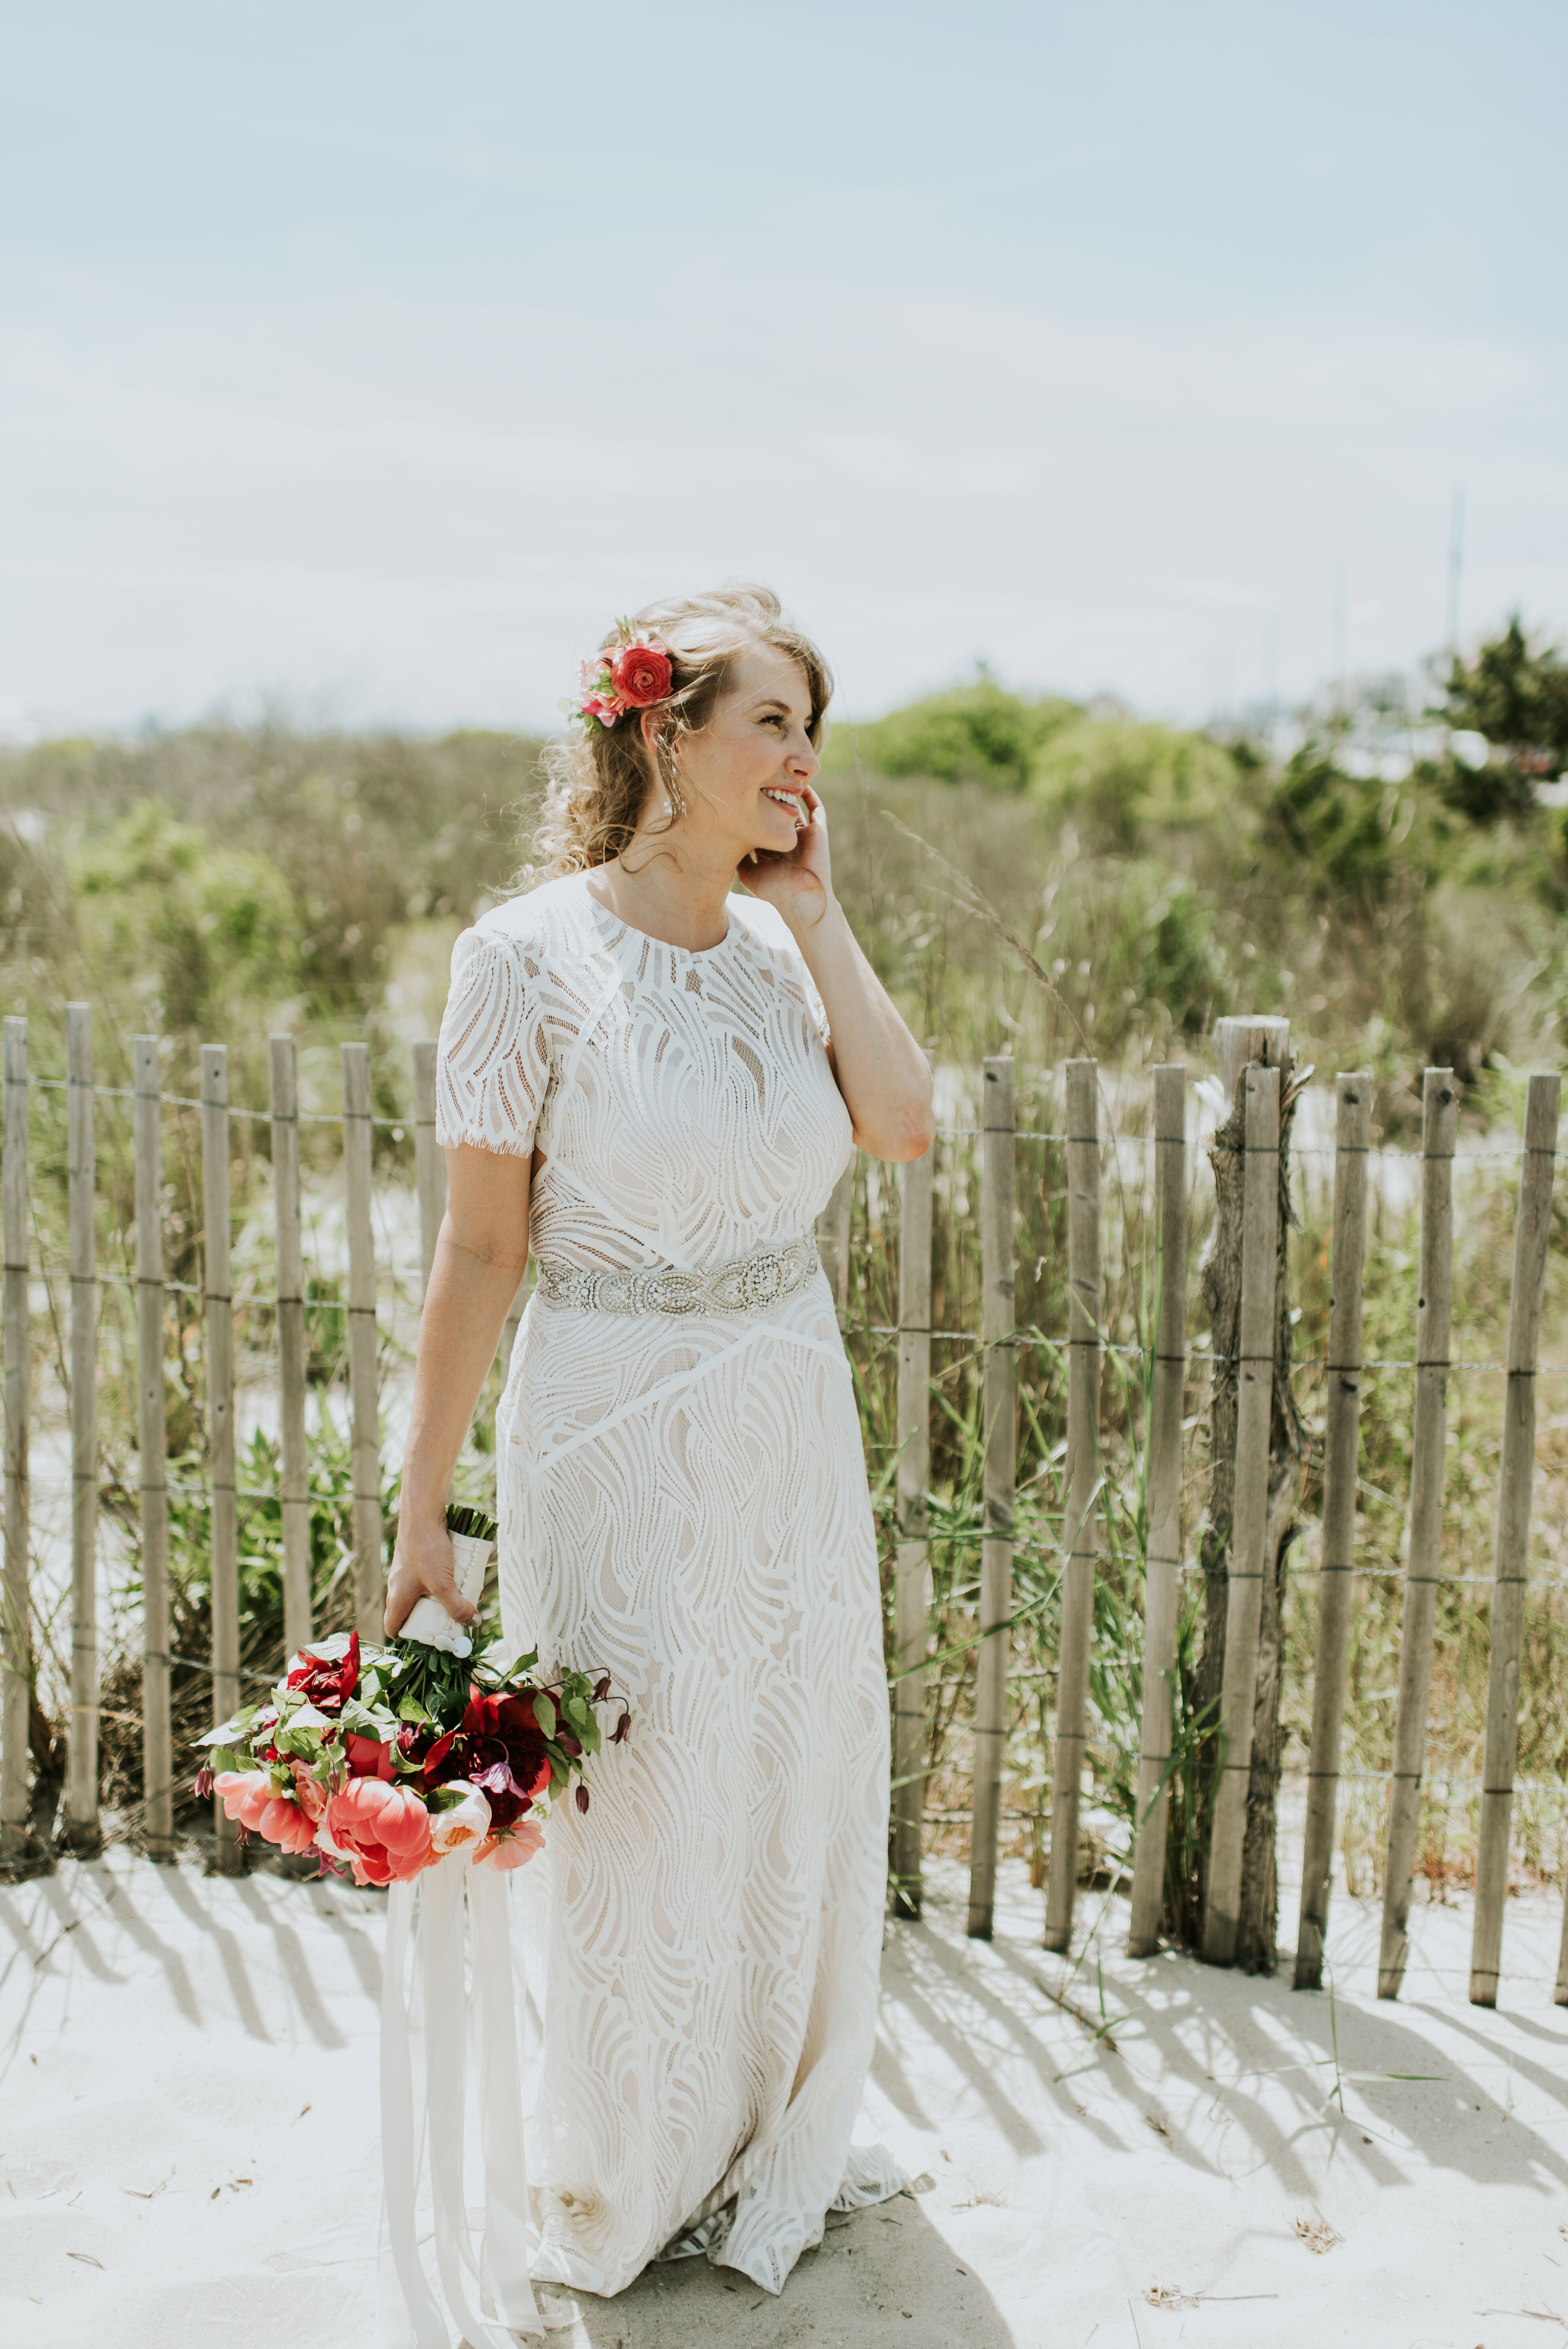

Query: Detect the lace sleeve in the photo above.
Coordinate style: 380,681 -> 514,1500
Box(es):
435,929 -> 550,1159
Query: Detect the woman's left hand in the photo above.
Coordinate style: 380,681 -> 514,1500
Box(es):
741,783 -> 834,936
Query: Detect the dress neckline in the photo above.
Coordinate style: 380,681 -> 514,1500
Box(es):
580,871 -> 735,964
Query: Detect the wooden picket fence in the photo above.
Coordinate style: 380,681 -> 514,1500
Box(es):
1,1006 -> 1566,2012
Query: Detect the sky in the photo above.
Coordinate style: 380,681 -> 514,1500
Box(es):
2,0 -> 1566,737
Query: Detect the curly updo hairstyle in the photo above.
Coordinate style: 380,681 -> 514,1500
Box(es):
535,585 -> 833,876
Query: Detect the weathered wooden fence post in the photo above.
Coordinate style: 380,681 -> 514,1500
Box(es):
270,1037 -> 312,1659
968,1055 -> 1016,1940
1471,1072 -> 1560,2007
0,1018 -> 29,1857
1377,1068 -> 1458,1996
1293,1071 -> 1371,1989
202,1046 -> 240,1869
135,1035 -> 173,1861
413,1039 -> 446,1301
342,1043 -> 383,1642
1045,1059 -> 1101,1954
66,1004 -> 99,1848
892,1108 -> 934,1919
1204,1062 -> 1281,1966
1128,1064 -> 1188,1958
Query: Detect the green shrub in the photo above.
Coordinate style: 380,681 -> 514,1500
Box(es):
1268,744 -> 1405,905
70,801 -> 300,1075
825,679 -> 1078,792
1030,718 -> 1249,855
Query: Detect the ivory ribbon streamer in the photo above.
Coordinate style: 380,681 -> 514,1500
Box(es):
380,1858 -> 544,2345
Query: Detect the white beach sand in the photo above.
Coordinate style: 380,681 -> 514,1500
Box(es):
4,1850 -> 1568,2349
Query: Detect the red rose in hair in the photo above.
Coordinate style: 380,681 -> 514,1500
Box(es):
611,643 -> 672,708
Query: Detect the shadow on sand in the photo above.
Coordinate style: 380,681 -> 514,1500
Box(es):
554,2190 -> 1014,2349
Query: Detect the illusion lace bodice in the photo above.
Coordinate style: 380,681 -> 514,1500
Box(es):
436,870 -> 853,1271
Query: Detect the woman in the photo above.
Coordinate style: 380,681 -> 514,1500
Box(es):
385,586 -> 935,2300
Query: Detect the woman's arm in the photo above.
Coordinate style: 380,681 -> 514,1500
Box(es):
795,904 -> 934,1162
383,1143 -> 532,1634
747,785 -> 934,1163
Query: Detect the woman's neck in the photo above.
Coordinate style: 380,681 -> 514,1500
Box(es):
586,838 -> 739,954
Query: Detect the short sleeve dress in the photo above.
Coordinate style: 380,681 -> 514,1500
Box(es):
435,869 -> 899,2299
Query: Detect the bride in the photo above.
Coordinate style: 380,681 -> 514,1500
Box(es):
385,585 -> 935,2300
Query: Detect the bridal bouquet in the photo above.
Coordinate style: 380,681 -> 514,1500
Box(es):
193,1505 -> 630,1887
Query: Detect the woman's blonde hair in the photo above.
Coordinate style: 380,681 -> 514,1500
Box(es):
535,584 -> 833,875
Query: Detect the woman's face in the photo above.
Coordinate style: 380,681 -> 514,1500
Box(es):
646,641 -> 820,865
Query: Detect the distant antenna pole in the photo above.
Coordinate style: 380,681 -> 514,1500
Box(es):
1264,599 -> 1280,716
1446,487 -> 1466,661
1331,563 -> 1348,715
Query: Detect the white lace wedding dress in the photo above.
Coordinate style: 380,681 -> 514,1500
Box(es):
435,868 -> 900,2299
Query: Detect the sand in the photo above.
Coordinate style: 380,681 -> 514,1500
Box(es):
5,1849 -> 1568,2349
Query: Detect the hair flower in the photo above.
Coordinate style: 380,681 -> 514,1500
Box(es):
565,621 -> 673,736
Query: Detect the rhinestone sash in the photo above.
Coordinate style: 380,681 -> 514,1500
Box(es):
534,1236 -> 819,1318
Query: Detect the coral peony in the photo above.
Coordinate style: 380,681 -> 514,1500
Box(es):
214,1770 -> 273,1832
326,1776 -> 435,1888
474,1820 -> 545,1871
344,1732 -> 396,1780
257,1794 -> 319,1854
290,1761 -> 328,1822
429,1783 -> 492,1856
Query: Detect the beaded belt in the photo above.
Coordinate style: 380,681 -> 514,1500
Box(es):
534,1236 -> 819,1318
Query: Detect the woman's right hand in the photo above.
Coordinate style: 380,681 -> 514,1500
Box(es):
385,1513 -> 477,1638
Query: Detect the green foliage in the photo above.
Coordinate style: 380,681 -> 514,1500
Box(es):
98,1416 -> 397,1826
0,724 -> 543,1084
1267,744 -> 1407,905
825,678 -> 1078,792
70,801 -> 299,1042
1030,718 -> 1249,855
1439,615 -> 1568,779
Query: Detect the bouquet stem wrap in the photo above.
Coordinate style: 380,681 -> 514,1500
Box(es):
399,1530 -> 493,1655
380,1855 -> 543,2344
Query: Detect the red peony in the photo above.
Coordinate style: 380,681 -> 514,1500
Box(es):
460,1690 -> 553,1833
610,643 -> 672,708
325,1778 -> 435,1887
286,1630 -> 360,1712
419,1725 -> 465,1786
